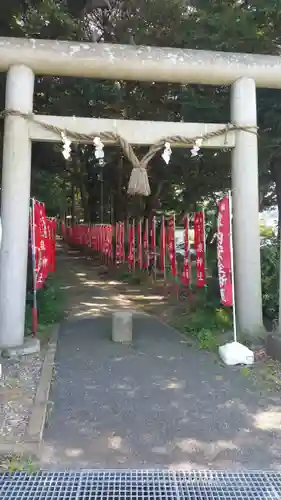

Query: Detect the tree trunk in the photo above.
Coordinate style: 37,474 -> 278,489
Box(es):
113,157 -> 127,222
72,145 -> 90,222
143,180 -> 165,221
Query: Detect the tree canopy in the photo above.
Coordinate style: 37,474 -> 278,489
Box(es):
1,0 -> 281,224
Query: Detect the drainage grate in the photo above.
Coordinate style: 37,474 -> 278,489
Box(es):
1,470 -> 281,500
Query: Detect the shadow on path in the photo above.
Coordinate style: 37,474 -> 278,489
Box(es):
40,247 -> 281,470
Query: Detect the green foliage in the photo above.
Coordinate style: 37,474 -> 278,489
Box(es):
240,367 -> 249,377
171,297 -> 232,351
8,457 -> 36,473
260,222 -> 275,238
185,303 -> 232,334
117,267 -> 150,285
37,277 -> 65,324
0,455 -> 37,473
32,169 -> 67,217
117,270 -> 132,282
25,275 -> 65,337
129,273 -> 145,285
196,329 -> 219,352
261,238 -> 279,321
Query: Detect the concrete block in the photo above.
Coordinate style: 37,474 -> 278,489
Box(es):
1,337 -> 40,358
112,311 -> 133,343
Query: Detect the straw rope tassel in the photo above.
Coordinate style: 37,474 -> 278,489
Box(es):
0,110 -> 257,197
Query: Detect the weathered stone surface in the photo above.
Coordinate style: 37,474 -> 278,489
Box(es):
2,338 -> 40,359
112,311 -> 133,343
1,37 -> 281,87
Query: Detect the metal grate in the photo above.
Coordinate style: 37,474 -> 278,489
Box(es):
1,470 -> 281,500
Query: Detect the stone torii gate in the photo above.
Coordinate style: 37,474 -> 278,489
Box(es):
0,37 -> 279,349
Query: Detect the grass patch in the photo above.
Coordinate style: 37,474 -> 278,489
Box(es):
116,267 -> 151,286
117,270 -> 132,282
25,275 -> 65,342
170,296 -> 232,351
129,272 -> 151,285
0,455 -> 38,472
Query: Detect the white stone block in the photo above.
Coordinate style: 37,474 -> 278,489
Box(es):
112,311 -> 133,343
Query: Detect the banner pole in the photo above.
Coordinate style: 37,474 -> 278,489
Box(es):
153,216 -> 157,282
132,219 -> 136,273
122,221 -> 125,264
162,216 -> 166,284
202,207 -> 208,295
138,219 -> 143,271
30,198 -> 38,336
146,218 -> 149,273
186,216 -> 191,296
278,222 -> 281,331
228,190 -> 237,343
173,213 -> 179,300
189,214 -> 193,291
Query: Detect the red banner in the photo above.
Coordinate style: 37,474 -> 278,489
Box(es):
47,218 -> 56,273
104,226 -> 107,254
71,225 -> 87,246
128,222 -> 135,268
68,226 -> 72,242
109,225 -> 113,260
103,225 -> 111,258
143,219 -> 149,270
181,214 -> 190,285
160,217 -> 166,272
194,211 -> 206,288
87,225 -> 92,248
115,223 -> 121,264
85,225 -> 91,247
32,201 -> 49,289
101,225 -> 105,254
150,216 -> 156,268
217,196 -> 233,306
91,226 -> 96,251
97,226 -> 101,253
137,220 -> 143,269
52,219 -> 57,271
168,215 -> 176,277
120,222 -> 125,263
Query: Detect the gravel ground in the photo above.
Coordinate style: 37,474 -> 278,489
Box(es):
0,351 -> 44,443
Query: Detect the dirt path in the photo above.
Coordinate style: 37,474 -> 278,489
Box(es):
55,245 -> 148,320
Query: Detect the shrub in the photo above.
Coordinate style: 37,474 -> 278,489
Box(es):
25,276 -> 65,336
25,247 -> 65,336
261,237 -> 279,321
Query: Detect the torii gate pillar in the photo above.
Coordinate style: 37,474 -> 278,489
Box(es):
0,65 -> 34,348
231,77 -> 264,336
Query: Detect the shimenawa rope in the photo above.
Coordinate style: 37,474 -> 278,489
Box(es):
0,109 -> 257,197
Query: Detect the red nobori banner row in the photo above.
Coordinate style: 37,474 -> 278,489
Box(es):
62,214 -> 206,288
